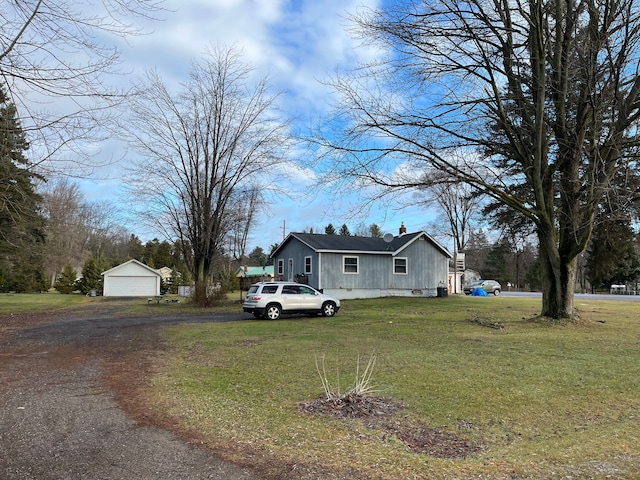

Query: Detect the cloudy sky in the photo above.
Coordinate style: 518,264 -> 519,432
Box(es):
79,0 -> 439,250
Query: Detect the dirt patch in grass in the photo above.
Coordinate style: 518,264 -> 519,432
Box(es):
298,395 -> 481,459
376,419 -> 482,459
468,314 -> 505,330
237,339 -> 262,347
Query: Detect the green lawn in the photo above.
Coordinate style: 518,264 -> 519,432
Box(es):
148,295 -> 640,479
0,291 -> 91,314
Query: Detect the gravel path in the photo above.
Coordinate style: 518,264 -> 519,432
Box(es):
0,302 -> 261,480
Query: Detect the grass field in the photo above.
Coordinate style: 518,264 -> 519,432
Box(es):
146,295 -> 640,479
0,291 -> 91,314
3,292 -> 638,478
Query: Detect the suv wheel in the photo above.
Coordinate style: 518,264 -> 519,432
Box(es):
493,289 -> 501,296
265,303 -> 282,320
321,301 -> 337,317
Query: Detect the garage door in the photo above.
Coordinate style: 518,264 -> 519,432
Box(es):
105,276 -> 158,297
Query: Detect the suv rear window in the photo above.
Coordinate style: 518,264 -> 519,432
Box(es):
261,285 -> 279,294
248,285 -> 259,294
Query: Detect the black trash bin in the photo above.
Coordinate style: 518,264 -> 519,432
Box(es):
437,286 -> 448,298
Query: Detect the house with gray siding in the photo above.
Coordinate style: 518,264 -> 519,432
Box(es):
271,228 -> 452,299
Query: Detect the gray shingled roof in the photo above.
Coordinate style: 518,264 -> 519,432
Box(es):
275,231 -> 451,257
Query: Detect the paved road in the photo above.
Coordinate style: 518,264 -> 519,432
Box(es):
0,302 -> 261,480
501,291 -> 640,301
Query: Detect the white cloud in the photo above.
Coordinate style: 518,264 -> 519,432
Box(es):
123,0 -> 382,111
35,0 -> 408,248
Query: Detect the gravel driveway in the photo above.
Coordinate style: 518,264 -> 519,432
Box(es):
0,300 -> 261,480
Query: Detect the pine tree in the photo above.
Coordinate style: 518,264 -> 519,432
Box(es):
325,224 -> 336,235
0,83 -> 46,292
482,240 -> 512,286
369,224 -> 383,238
586,213 -> 640,290
77,256 -> 110,294
339,224 -> 351,236
55,264 -> 79,294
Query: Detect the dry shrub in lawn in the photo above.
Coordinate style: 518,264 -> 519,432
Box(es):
299,351 -> 482,460
301,351 -> 400,417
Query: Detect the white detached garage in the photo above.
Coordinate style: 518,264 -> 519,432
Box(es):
102,259 -> 162,297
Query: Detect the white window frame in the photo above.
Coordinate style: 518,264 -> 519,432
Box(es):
277,259 -> 284,276
394,257 -> 408,275
343,255 -> 359,274
304,256 -> 312,275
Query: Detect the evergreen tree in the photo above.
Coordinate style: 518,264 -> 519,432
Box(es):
526,256 -> 543,292
0,83 -> 46,291
55,264 -> 78,294
77,256 -> 110,294
482,240 -> 512,286
247,246 -> 270,266
462,230 -> 491,275
586,213 -> 640,291
339,224 -> 351,236
2,251 -> 47,293
143,238 -> 175,268
369,223 -> 383,238
126,234 -> 145,260
325,224 -> 336,235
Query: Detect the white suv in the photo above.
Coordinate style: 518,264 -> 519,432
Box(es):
242,282 -> 340,320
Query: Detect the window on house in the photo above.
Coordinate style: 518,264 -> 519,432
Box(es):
343,256 -> 359,274
277,259 -> 284,275
304,256 -> 312,274
394,257 -> 408,274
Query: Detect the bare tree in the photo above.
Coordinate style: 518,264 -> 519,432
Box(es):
40,178 -> 124,285
353,222 -> 384,237
80,199 -> 124,258
123,45 -> 292,305
421,182 -> 485,253
316,0 -> 640,319
226,188 -> 262,266
0,0 -> 164,175
40,179 -> 89,285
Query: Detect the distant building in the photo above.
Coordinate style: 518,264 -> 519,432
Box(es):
102,259 -> 161,297
236,265 -> 274,290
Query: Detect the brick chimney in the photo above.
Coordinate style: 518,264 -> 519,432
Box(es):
399,222 -> 406,235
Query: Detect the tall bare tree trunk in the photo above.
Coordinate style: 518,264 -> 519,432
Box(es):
194,258 -> 208,305
538,232 -> 578,319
